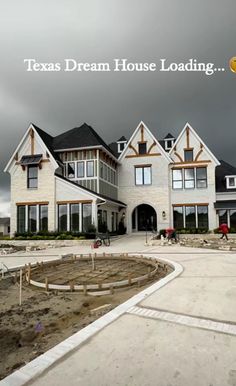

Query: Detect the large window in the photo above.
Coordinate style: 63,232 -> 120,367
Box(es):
82,203 -> 92,232
17,206 -> 25,233
39,205 -> 48,231
197,206 -> 208,228
70,204 -> 80,232
196,167 -> 207,188
87,161 -> 94,177
172,169 -> 183,189
230,210 -> 236,228
28,205 -> 37,232
185,206 -> 196,228
184,168 -> 195,189
173,205 -> 209,230
77,162 -> 84,178
184,150 -> 193,162
27,166 -> 38,188
135,166 -> 151,185
218,209 -> 228,225
173,206 -> 184,229
58,204 -> 67,232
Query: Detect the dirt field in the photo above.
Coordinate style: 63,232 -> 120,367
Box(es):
0,264 -> 169,380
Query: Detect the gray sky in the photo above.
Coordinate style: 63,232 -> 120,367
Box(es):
0,0 -> 236,216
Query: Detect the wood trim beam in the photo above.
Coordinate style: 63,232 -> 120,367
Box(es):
174,152 -> 184,162
57,200 -> 93,205
173,160 -> 211,165
16,201 -> 49,206
172,203 -> 209,207
140,124 -> 144,142
30,128 -> 34,155
172,164 -> 208,170
128,143 -> 138,155
186,126 -> 190,149
194,149 -> 203,162
134,164 -> 152,168
125,153 -> 161,158
147,141 -> 157,154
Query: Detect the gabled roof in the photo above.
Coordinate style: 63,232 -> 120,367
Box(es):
117,136 -> 127,142
169,122 -> 220,165
118,121 -> 172,163
164,133 -> 175,139
216,160 -> 236,193
53,123 -> 117,158
55,174 -> 126,206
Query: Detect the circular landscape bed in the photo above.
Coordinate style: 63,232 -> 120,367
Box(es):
26,254 -> 171,295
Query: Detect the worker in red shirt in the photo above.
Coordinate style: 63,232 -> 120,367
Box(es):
166,228 -> 177,242
219,223 -> 229,240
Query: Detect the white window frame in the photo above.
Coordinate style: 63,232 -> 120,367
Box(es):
226,175 -> 236,189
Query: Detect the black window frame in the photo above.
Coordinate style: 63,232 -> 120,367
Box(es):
27,165 -> 38,189
196,167 -> 207,188
67,162 -> 75,179
39,205 -> 48,232
17,205 -> 26,233
138,142 -> 147,155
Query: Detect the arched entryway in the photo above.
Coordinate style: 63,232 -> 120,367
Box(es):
132,204 -> 157,231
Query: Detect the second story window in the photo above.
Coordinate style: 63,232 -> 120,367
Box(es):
184,168 -> 195,189
27,166 -> 38,188
172,169 -> 183,189
135,166 -> 151,185
138,143 -> 147,155
87,161 -> 94,177
77,161 -> 84,178
184,150 -> 193,162
196,167 -> 207,188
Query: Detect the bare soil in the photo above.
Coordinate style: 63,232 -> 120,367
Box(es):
0,264 -> 169,380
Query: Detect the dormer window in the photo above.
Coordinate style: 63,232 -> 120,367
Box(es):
117,142 -> 127,154
138,142 -> 147,154
184,150 -> 193,162
164,139 -> 174,150
226,176 -> 236,189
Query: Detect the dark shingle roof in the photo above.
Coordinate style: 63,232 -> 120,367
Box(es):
216,160 -> 236,192
55,174 -> 126,206
164,133 -> 175,139
117,136 -> 127,142
32,124 -> 62,165
109,142 -> 119,158
53,123 -> 116,157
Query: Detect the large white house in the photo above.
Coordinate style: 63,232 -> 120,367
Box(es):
4,121 -> 236,236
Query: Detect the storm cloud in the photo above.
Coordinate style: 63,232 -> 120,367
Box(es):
0,0 -> 236,214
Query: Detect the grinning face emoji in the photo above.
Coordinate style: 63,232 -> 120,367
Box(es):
229,57 -> 236,73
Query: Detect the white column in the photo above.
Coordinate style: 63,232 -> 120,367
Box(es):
36,205 -> 40,232
67,204 -> 70,231
92,201 -> 97,229
195,205 -> 198,228
79,203 -> 82,232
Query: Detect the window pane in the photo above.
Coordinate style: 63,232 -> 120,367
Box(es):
173,206 -> 184,229
184,168 -> 195,189
82,204 -> 92,232
143,167 -> 151,184
58,205 -> 67,232
197,206 -> 208,229
68,162 -> 75,178
184,150 -> 193,162
28,205 -> 37,232
173,181 -> 183,189
28,178 -> 38,188
173,169 -> 182,180
218,210 -> 227,225
28,166 -> 38,178
196,167 -> 207,179
17,206 -> 25,233
87,161 -> 94,177
70,204 -> 80,232
185,206 -> 196,228
230,210 -> 236,228
135,168 -> 143,185
28,166 -> 38,188
77,162 -> 84,178
229,178 -> 235,187
39,205 -> 48,231
138,143 -> 147,154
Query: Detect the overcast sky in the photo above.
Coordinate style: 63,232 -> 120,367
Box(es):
0,0 -> 236,216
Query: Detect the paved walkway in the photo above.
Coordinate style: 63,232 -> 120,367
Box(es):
1,235 -> 236,386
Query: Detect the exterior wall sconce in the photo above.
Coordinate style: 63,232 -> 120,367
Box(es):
162,211 -> 166,219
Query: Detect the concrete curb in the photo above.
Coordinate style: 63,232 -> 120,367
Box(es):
0,255 -> 183,386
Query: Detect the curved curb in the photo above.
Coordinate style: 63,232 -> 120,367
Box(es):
0,255 -> 183,386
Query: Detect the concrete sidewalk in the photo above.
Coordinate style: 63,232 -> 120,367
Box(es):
1,235 -> 236,386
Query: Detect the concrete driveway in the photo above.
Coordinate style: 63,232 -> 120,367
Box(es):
1,234 -> 236,386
